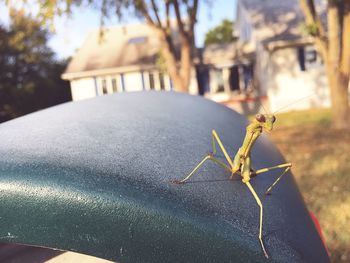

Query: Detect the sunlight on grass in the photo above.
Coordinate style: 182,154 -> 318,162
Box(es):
268,108 -> 349,263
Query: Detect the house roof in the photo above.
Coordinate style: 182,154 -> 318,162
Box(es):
239,0 -> 326,46
62,24 -> 165,80
201,42 -> 254,66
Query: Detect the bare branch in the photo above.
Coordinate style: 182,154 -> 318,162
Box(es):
189,0 -> 198,29
299,0 -> 328,59
172,0 -> 187,38
188,0 -> 198,41
137,0 -> 157,28
165,0 -> 171,31
150,0 -> 162,28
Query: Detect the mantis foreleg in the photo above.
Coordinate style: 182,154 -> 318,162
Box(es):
211,130 -> 234,167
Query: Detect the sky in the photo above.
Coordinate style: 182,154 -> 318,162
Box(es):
0,1 -> 237,59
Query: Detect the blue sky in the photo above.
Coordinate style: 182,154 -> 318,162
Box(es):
0,1 -> 237,59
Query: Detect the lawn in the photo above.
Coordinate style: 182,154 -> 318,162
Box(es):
268,108 -> 350,263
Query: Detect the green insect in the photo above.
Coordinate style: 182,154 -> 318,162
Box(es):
173,113 -> 292,258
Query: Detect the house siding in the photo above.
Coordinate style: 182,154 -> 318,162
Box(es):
266,47 -> 330,112
123,72 -> 144,92
71,78 -> 98,101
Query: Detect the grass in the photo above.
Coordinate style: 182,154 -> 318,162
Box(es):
267,108 -> 350,263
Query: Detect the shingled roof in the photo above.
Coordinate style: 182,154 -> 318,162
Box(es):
62,24 -> 166,79
239,0 -> 326,45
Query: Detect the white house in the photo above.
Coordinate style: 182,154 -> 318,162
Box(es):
62,23 -> 199,101
62,0 -> 346,114
62,22 -> 256,106
236,0 -> 334,112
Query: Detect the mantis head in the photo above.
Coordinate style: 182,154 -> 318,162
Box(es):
255,114 -> 276,131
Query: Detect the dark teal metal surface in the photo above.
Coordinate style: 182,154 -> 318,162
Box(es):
0,92 -> 329,262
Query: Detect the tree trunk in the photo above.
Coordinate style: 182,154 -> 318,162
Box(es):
341,1 -> 350,74
327,1 -> 350,129
158,37 -> 192,93
179,38 -> 192,92
139,0 -> 196,93
326,61 -> 350,129
159,37 -> 188,92
151,28 -> 191,92
300,0 -> 350,129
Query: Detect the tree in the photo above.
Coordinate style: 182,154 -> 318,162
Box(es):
5,0 -> 200,93
299,0 -> 350,129
0,9 -> 70,123
204,19 -> 235,46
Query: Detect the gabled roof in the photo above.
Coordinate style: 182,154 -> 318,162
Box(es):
239,0 -> 326,45
62,24 -> 165,79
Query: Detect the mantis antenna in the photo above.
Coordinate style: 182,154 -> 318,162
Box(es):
273,94 -> 314,115
260,100 -> 269,114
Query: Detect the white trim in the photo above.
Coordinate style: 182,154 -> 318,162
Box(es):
62,64 -> 158,80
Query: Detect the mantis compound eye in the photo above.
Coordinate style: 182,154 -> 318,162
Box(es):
271,115 -> 276,123
255,114 -> 266,123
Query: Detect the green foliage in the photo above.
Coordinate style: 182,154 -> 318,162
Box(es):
0,9 -> 70,123
204,19 -> 235,46
299,22 -> 319,36
155,51 -> 168,74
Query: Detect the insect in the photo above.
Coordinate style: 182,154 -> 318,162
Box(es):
172,113 -> 292,259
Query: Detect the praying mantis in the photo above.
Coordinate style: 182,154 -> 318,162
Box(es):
172,113 -> 292,259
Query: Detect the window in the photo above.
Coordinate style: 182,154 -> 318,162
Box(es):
102,79 -> 108,94
120,74 -> 125,92
149,73 -> 155,90
229,65 -> 240,92
297,47 -> 306,71
214,69 -> 224,92
111,78 -> 118,93
159,72 -> 165,90
297,46 -> 323,71
305,49 -> 317,64
128,36 -> 147,44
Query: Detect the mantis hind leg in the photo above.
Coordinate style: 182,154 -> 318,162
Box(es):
254,163 -> 292,195
172,154 -> 231,184
173,130 -> 235,184
245,181 -> 269,258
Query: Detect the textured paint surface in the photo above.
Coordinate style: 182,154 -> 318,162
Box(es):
0,92 -> 329,262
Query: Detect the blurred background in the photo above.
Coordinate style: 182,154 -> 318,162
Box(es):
0,0 -> 349,262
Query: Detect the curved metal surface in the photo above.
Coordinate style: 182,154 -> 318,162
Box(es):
0,92 -> 329,262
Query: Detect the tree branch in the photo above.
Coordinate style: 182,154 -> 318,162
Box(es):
299,0 -> 326,38
165,0 -> 171,31
172,0 -> 187,38
137,0 -> 157,28
189,0 -> 198,30
150,0 -> 162,28
188,0 -> 198,43
299,0 -> 328,59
